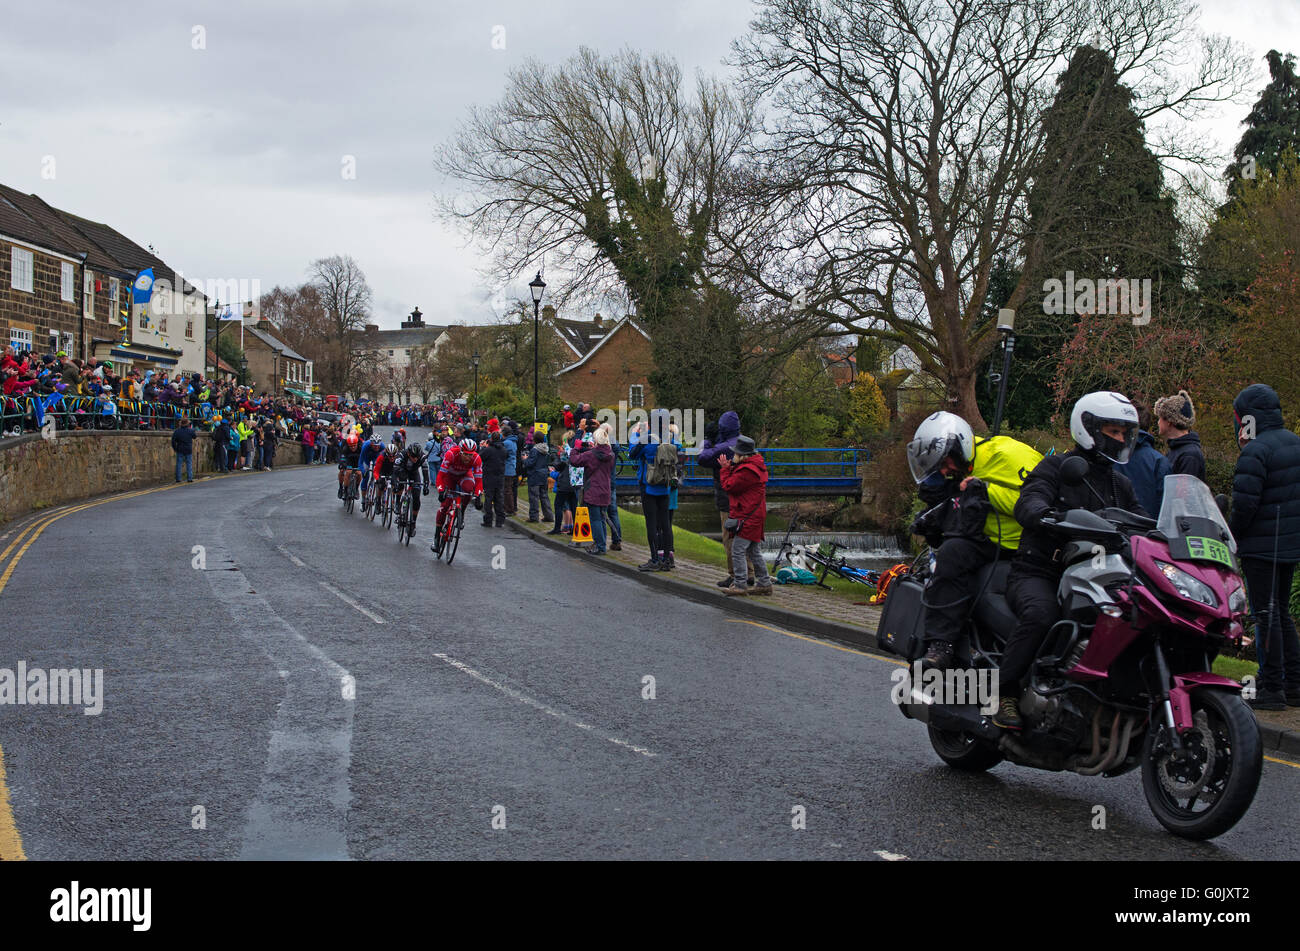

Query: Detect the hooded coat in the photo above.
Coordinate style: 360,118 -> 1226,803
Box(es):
719,452 -> 769,542
698,411 -> 741,511
1230,384 -> 1300,561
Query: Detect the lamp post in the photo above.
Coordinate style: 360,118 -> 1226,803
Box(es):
239,355 -> 248,387
272,348 -> 281,399
472,350 -> 481,412
529,271 -> 546,423
990,309 -> 1016,436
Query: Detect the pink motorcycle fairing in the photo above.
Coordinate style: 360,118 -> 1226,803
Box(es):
1066,535 -> 1246,682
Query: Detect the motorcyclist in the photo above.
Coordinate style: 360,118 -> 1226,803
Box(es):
906,412 -> 1043,670
994,391 -> 1147,730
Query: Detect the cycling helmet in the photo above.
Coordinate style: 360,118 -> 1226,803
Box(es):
346,433 -> 359,448
394,429 -> 407,448
906,412 -> 976,483
386,441 -> 399,457
1070,391 -> 1138,464
459,438 -> 477,453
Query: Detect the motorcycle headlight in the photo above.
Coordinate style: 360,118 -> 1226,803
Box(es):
1228,583 -> 1248,616
1153,560 -> 1219,608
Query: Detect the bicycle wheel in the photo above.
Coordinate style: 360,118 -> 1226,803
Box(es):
344,481 -> 355,515
446,501 -> 463,564
400,494 -> 413,546
366,482 -> 378,521
382,485 -> 395,530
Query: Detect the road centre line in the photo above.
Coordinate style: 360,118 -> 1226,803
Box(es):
318,581 -> 386,624
433,652 -> 657,758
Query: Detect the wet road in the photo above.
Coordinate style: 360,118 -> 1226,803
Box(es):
1,452 -> 1297,860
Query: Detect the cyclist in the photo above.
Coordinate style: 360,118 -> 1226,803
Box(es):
393,443 -> 431,534
337,433 -> 362,499
433,437 -> 484,547
371,441 -> 399,511
358,434 -> 383,495
393,428 -> 407,451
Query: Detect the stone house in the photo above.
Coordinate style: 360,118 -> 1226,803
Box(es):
554,314 -> 654,411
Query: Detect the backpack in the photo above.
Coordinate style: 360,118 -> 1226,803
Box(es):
648,442 -> 679,487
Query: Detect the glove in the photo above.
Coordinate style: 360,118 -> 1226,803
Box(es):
474,494 -> 483,511
438,489 -> 446,502
422,485 -> 429,496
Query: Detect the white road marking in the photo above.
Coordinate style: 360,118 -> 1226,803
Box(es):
433,652 -> 657,758
276,545 -> 308,568
874,849 -> 908,861
284,493 -> 303,503
319,581 -> 385,624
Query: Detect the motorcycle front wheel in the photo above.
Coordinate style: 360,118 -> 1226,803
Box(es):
928,725 -> 1004,772
1140,688 -> 1262,840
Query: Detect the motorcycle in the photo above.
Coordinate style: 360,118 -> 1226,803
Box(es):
877,459 -> 1262,840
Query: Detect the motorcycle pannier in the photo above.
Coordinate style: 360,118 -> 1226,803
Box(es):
875,576 -> 927,660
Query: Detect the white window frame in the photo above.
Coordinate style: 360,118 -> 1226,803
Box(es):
85,270 -> 97,321
11,247 -> 34,293
110,278 -> 119,302
61,331 -> 74,355
61,262 -> 74,302
159,317 -> 167,334
48,329 -> 59,353
629,384 -> 644,408
9,327 -> 33,353
185,319 -> 194,339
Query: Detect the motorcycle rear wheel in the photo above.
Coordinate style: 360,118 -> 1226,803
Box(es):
1140,688 -> 1262,840
928,725 -> 1004,772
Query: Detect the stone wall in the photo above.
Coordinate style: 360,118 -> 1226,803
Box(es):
0,430 -> 220,521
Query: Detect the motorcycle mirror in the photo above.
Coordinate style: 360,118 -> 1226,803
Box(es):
1060,455 -> 1089,487
1215,493 -> 1230,517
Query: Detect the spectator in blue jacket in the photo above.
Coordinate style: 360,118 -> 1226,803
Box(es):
1115,403 -> 1171,517
630,420 -> 670,570
171,416 -> 196,483
503,420 -> 520,516
697,410 -> 751,586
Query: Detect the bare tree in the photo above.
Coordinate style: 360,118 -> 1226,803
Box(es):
434,47 -> 756,314
726,0 -> 1254,428
308,255 -> 374,393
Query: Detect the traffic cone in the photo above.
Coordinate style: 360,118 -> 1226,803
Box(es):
572,506 -> 593,545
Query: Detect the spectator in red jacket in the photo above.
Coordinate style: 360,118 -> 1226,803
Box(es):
718,434 -> 772,596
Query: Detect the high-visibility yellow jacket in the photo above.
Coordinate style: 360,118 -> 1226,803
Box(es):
971,435 -> 1043,550
236,421 -> 254,443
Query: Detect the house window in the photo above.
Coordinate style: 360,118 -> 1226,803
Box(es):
61,332 -> 73,355
61,263 -> 75,302
139,312 -> 148,329
10,247 -> 34,292
110,278 -> 119,302
388,350 -> 394,356
85,271 -> 97,320
629,385 -> 644,408
185,320 -> 193,339
159,317 -> 167,333
8,328 -> 33,353
48,330 -> 58,353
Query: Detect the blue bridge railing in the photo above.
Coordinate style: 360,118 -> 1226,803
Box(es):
612,446 -> 864,498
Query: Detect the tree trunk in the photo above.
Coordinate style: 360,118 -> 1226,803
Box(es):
950,367 -> 990,434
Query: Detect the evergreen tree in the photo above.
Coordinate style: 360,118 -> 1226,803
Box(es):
1227,50 -> 1300,197
1020,44 -> 1185,415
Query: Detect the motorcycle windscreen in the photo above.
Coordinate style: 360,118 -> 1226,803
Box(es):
1157,473 -> 1237,568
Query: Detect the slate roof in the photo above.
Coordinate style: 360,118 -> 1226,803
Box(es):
0,185 -> 124,273
553,316 -> 616,357
361,326 -> 448,349
245,325 -> 310,363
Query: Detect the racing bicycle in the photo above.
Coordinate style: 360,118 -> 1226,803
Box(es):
431,489 -> 471,564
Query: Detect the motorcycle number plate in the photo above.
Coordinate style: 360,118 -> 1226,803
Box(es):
1174,535 -> 1235,569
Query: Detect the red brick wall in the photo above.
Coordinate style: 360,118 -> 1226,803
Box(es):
556,321 -> 655,411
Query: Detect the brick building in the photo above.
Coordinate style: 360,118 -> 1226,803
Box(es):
242,318 -> 313,399
554,315 -> 654,410
0,183 -> 204,374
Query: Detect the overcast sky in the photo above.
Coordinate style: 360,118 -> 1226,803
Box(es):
1,0 -> 1295,329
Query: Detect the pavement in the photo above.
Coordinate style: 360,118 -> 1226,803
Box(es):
504,505 -> 1300,758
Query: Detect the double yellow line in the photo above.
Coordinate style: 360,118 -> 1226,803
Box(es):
0,474 -> 238,861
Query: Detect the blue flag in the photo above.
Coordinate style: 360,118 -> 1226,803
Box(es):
32,392 -> 63,427
133,268 -> 155,305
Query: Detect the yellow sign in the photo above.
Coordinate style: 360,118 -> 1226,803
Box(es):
572,506 -> 592,544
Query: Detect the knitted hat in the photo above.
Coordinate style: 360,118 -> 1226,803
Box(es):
1154,390 -> 1195,429
487,417 -> 500,433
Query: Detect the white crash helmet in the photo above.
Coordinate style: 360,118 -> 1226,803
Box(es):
1071,391 -> 1139,464
906,412 -> 976,483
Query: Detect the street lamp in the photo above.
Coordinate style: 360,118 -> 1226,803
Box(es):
529,271 -> 546,422
272,348 -> 281,398
209,297 -> 221,381
472,350 -> 481,412
991,309 -> 1016,436
239,355 -> 248,386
